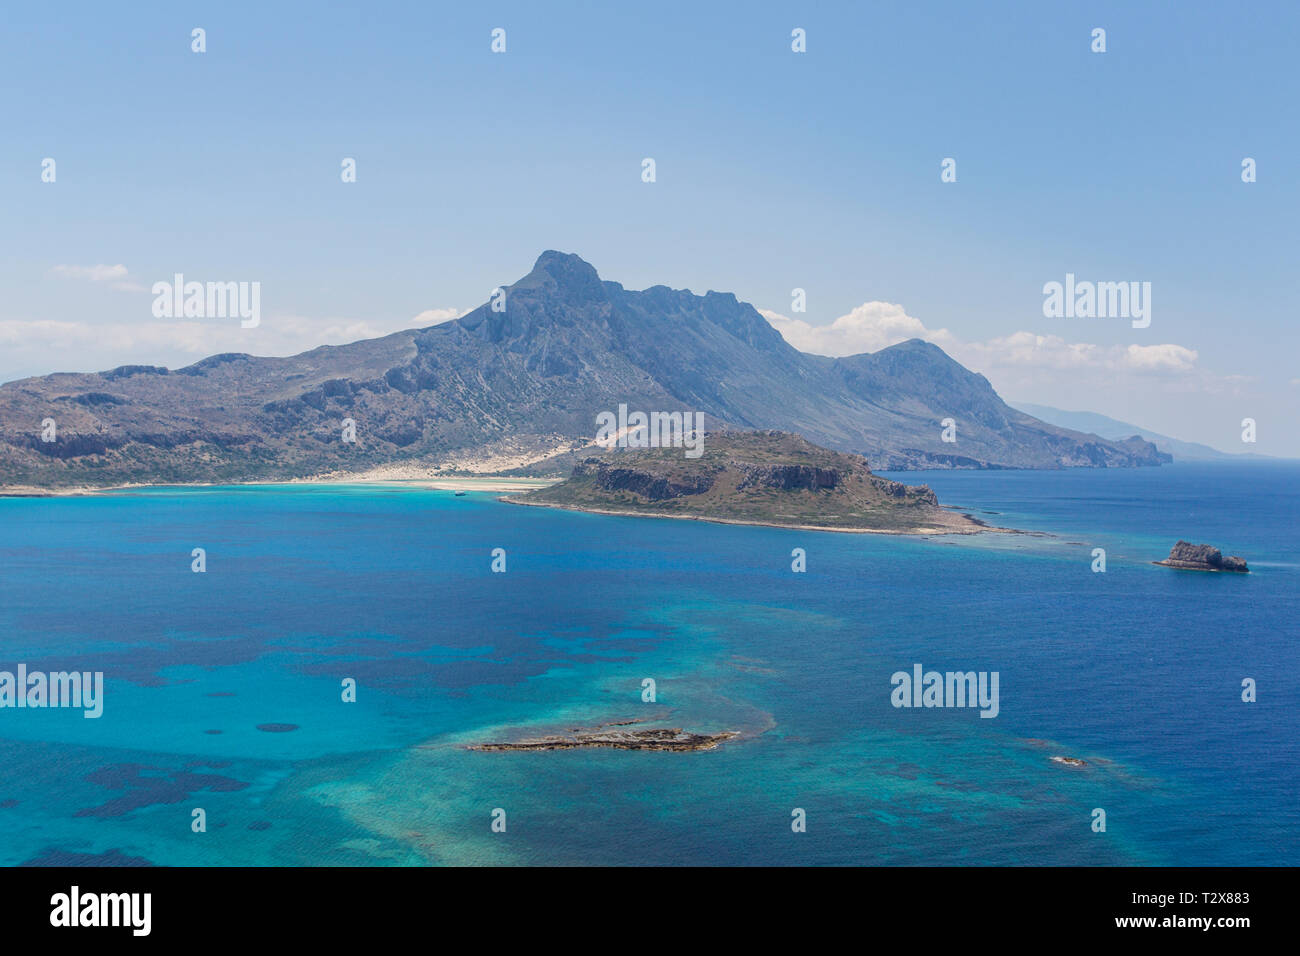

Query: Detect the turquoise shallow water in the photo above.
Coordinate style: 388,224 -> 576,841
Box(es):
0,461 -> 1295,865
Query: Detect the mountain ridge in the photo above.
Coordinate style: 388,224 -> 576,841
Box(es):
0,251 -> 1168,488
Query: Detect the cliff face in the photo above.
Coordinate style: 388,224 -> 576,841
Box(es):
515,429 -> 987,534
581,464 -> 716,502
738,464 -> 840,492
1157,540 -> 1249,572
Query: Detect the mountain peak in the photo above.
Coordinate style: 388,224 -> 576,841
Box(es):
528,250 -> 600,283
513,250 -> 607,304
879,337 -> 947,359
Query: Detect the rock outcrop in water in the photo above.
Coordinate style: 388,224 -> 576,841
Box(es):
470,727 -> 738,752
1155,540 -> 1249,572
1050,756 -> 1088,767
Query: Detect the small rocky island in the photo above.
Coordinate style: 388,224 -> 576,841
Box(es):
1155,540 -> 1249,573
508,430 -> 999,535
1050,756 -> 1087,768
470,726 -> 738,752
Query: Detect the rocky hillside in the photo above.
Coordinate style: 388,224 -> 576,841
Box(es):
0,252 -> 1167,489
510,430 -> 994,534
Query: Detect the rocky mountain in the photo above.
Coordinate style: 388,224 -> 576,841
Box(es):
512,430 -> 990,534
0,251 -> 1167,489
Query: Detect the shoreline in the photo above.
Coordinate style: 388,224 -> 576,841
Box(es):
1152,560 -> 1249,573
0,476 -> 562,497
500,495 -> 1018,536
0,478 -> 1021,537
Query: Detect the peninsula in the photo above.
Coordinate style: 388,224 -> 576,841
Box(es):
506,429 -> 1000,535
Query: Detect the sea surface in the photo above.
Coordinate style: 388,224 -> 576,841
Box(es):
0,461 -> 1295,866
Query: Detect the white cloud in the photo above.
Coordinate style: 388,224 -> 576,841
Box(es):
411,307 -> 465,326
0,269 -> 467,380
760,302 -> 957,356
1121,343 -> 1198,371
960,332 -> 1102,369
47,263 -> 149,293
48,264 -> 129,282
762,303 -> 1200,378
757,303 -> 1266,446
0,309 -> 465,384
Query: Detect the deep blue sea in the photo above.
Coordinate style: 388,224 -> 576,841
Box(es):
0,461 -> 1295,866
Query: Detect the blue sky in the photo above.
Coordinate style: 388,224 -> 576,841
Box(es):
2,1 -> 1297,455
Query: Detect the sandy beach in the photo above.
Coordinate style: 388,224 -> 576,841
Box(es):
0,476 -> 560,497
500,494 -> 1015,536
